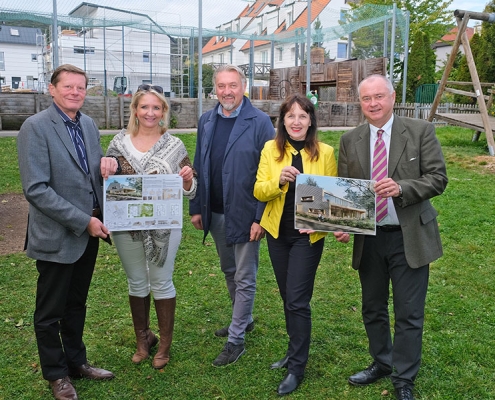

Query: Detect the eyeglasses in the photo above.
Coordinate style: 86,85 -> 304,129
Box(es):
137,84 -> 164,94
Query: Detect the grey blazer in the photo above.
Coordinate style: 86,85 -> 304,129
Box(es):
338,115 -> 448,269
17,104 -> 104,264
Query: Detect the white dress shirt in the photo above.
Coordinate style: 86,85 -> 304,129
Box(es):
369,115 -> 400,226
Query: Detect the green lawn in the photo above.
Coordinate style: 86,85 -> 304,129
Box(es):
0,126 -> 494,399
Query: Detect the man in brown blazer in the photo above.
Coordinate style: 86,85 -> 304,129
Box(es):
338,74 -> 448,400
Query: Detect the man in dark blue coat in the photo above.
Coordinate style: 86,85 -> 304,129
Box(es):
190,64 -> 274,366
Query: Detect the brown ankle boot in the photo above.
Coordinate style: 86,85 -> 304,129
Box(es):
129,295 -> 158,364
152,297 -> 176,369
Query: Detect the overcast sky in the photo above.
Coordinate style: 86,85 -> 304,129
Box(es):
0,0 -> 491,29
160,0 -> 491,29
449,0 -> 487,13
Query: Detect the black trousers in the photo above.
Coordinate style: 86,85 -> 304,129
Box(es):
267,231 -> 324,377
359,230 -> 429,388
34,237 -> 99,381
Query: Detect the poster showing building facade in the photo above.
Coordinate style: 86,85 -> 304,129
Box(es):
294,174 -> 376,235
104,174 -> 183,231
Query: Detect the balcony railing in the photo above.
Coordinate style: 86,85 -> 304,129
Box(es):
207,63 -> 270,77
238,63 -> 271,77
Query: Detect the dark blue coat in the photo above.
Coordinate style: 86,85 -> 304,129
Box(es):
190,97 -> 275,245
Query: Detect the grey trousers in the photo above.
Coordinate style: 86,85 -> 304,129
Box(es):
209,212 -> 258,345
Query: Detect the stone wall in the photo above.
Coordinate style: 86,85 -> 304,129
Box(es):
0,93 -> 363,130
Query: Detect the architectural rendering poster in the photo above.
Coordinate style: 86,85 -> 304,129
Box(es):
294,174 -> 376,235
104,174 -> 183,231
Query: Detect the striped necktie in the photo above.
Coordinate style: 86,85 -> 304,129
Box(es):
67,120 -> 89,174
372,129 -> 387,222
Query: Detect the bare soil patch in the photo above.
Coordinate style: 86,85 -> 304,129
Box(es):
474,155 -> 495,173
0,193 -> 28,255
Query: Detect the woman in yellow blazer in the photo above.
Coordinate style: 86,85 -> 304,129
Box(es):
254,93 -> 348,395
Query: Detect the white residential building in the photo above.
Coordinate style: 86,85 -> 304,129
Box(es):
52,3 -> 173,95
202,0 -> 352,76
0,25 -> 42,91
432,26 -> 476,72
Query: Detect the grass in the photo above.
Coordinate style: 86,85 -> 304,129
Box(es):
0,126 -> 494,399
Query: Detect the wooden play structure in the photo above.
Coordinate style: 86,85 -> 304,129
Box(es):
269,55 -> 387,102
428,9 -> 495,156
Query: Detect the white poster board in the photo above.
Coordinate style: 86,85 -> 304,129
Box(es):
104,174 -> 183,231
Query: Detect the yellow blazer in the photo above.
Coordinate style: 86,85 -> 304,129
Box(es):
254,139 -> 337,243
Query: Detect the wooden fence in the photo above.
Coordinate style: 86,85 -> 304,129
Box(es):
0,92 -> 481,130
393,102 -> 479,124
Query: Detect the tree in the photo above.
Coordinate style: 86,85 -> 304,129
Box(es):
346,0 -> 454,82
312,17 -> 324,48
305,176 -> 319,186
398,30 -> 436,102
406,30 -> 426,102
183,62 -> 215,98
336,178 -> 375,218
477,1 -> 495,84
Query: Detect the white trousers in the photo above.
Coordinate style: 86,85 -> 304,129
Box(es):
112,230 -> 181,299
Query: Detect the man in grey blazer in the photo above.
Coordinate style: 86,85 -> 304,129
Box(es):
338,75 -> 448,400
17,64 -> 120,400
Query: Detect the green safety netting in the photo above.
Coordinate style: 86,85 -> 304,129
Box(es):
0,2 -> 409,45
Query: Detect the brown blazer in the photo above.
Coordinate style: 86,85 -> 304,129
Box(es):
338,115 -> 448,269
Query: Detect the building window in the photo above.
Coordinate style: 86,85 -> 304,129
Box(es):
337,43 -> 347,59
73,46 -> 95,55
287,11 -> 293,25
278,47 -> 283,61
340,9 -> 347,22
143,51 -> 150,63
0,52 -> 4,70
261,50 -> 268,64
219,53 -> 224,64
31,54 -> 37,62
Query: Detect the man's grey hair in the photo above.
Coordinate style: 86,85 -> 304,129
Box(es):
212,64 -> 247,86
358,74 -> 395,96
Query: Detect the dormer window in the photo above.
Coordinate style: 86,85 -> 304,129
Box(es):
287,11 -> 293,25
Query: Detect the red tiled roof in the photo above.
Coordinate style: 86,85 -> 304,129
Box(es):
203,0 -> 332,55
202,36 -> 236,54
288,0 -> 332,31
239,0 -> 332,52
239,0 -> 285,18
239,22 -> 286,51
437,26 -> 474,44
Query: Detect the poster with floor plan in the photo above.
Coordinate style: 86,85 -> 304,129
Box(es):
103,174 -> 183,231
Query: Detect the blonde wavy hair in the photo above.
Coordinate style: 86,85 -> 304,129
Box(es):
127,88 -> 169,135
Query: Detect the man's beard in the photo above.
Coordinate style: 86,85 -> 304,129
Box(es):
220,98 -> 236,111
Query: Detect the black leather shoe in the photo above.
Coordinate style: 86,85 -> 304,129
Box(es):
270,355 -> 289,369
277,373 -> 303,396
49,377 -> 78,400
395,385 -> 415,400
68,363 -> 115,380
348,361 -> 392,386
